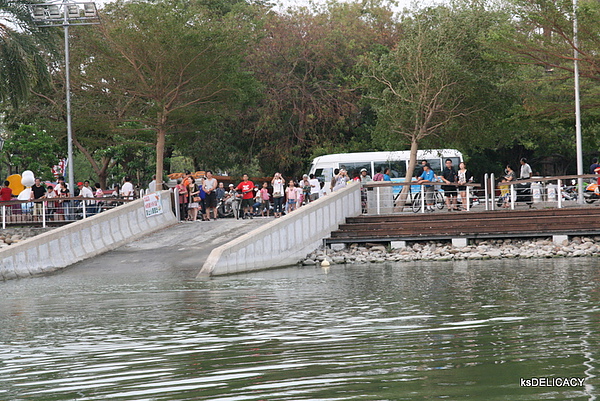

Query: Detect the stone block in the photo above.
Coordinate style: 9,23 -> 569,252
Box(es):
390,241 -> 406,249
553,235 -> 569,246
452,237 -> 468,248
331,243 -> 346,251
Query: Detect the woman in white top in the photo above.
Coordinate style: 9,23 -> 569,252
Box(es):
271,173 -> 285,218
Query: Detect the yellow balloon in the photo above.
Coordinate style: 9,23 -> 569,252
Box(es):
7,174 -> 25,196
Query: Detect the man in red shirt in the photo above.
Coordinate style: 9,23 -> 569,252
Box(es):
0,181 -> 12,202
235,174 -> 255,219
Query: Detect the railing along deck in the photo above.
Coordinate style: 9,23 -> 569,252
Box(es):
1,196 -> 134,229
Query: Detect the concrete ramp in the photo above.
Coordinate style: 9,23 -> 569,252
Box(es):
0,191 -> 177,280
198,183 -> 361,277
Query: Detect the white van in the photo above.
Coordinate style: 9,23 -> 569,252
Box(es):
308,149 -> 464,194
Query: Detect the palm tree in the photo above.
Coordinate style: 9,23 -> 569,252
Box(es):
0,0 -> 56,108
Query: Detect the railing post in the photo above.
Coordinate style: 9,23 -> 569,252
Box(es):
484,173 -> 489,211
420,184 -> 425,213
42,200 -> 46,228
490,173 -> 495,211
557,179 -> 562,208
82,198 -> 87,219
174,188 -> 180,221
2,205 -> 5,229
510,184 -> 515,209
466,185 -> 470,212
376,187 -> 381,215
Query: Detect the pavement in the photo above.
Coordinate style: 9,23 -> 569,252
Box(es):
64,217 -> 266,279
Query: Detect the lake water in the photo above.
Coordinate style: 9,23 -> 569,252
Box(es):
1,258 -> 598,400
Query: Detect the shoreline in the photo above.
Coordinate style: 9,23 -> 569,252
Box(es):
302,236 -> 600,265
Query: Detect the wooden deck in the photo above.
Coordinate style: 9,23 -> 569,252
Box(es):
327,207 -> 600,244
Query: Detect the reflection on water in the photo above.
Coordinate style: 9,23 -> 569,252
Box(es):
1,258 -> 599,400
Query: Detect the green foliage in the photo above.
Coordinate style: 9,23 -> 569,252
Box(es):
0,0 -> 57,108
3,124 -> 62,180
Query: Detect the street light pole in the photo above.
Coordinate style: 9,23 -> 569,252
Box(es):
29,1 -> 99,192
63,2 -> 74,192
573,0 -> 584,204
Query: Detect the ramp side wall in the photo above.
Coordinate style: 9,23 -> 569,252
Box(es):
198,183 -> 361,276
0,191 -> 177,280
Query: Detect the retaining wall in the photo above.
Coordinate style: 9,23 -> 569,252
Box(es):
0,191 -> 177,280
198,183 -> 361,277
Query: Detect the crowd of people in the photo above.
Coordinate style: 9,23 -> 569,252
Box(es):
174,171 -> 324,221
8,154 -> 599,222
0,175 -> 137,220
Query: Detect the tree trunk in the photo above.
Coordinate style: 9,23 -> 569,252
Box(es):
395,137 -> 419,210
155,127 -> 166,191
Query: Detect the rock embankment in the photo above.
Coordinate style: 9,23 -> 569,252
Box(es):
302,237 -> 600,265
0,228 -> 52,249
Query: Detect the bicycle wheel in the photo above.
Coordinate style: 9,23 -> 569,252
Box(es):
412,192 -> 423,213
435,191 -> 445,210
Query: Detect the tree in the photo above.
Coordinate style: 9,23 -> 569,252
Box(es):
3,124 -> 62,180
361,8 -> 467,206
244,1 -> 400,175
489,0 -> 600,167
0,0 -> 55,107
82,0 -> 257,187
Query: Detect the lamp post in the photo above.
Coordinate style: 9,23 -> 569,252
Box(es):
573,0 -> 584,204
29,1 -> 99,192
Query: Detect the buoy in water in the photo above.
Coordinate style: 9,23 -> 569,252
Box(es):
321,259 -> 330,267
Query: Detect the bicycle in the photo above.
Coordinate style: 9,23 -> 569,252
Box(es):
411,188 -> 444,213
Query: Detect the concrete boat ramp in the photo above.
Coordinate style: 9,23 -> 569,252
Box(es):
0,186 -> 361,280
72,218 -> 264,279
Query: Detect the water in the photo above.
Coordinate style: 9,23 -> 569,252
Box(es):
1,258 -> 599,400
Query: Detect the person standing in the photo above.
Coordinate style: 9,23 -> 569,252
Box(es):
500,165 -> 516,208
332,169 -> 350,192
56,181 -> 70,220
259,182 -> 271,217
235,174 -> 255,219
30,178 -> 46,220
286,180 -> 298,213
416,163 -> 437,212
187,177 -> 200,221
121,176 -> 134,200
174,179 -> 187,221
44,185 -> 58,220
1,180 -> 12,202
457,162 -> 473,210
519,158 -> 532,179
359,168 -> 371,184
309,174 -> 320,201
301,175 -> 311,205
148,175 -> 157,193
271,173 -> 285,218
202,170 -> 218,221
94,183 -> 104,214
79,181 -> 95,217
215,182 -> 226,203
441,158 -> 458,211
382,168 -> 392,181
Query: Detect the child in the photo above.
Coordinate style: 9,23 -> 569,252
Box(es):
260,182 -> 271,217
286,180 -> 298,213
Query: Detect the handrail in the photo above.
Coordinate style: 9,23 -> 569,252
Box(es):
492,173 -> 599,210
363,181 -> 481,188
1,196 -> 133,229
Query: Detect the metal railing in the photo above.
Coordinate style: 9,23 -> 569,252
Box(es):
362,181 -> 481,215
484,174 -> 599,210
362,173 -> 600,215
1,196 -> 133,229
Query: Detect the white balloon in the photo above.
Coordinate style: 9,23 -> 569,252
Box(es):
17,187 -> 32,200
21,170 -> 35,187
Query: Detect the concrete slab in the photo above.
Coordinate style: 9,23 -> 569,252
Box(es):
65,218 -> 266,279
